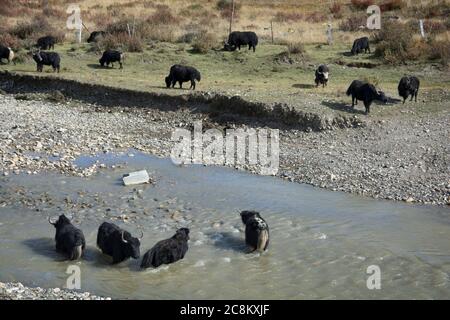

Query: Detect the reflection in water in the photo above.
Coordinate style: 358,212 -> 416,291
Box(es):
0,151 -> 449,299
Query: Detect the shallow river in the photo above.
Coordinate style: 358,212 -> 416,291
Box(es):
0,151 -> 449,299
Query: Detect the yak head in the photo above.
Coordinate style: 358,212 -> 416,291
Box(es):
165,76 -> 171,88
120,229 -> 143,259
32,49 -> 43,62
240,210 -> 261,225
48,214 -> 72,229
174,228 -> 190,242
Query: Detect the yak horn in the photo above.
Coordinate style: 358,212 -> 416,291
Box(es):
48,216 -> 58,225
121,231 -> 128,243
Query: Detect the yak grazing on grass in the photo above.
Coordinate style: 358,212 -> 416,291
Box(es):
165,64 -> 201,90
99,50 -> 124,69
351,37 -> 370,55
346,80 -> 388,114
226,31 -> 258,52
87,31 -> 106,43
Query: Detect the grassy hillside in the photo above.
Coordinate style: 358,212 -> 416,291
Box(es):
2,40 -> 449,119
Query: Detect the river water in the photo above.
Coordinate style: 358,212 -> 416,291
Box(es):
0,151 -> 449,299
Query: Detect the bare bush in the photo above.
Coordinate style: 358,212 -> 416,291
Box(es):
191,32 -> 218,54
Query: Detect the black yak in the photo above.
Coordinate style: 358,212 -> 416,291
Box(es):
99,50 -> 124,69
351,37 -> 370,55
165,64 -> 201,90
32,50 -> 60,73
398,76 -> 420,104
37,36 -> 56,50
315,64 -> 329,88
240,211 -> 269,253
48,215 -> 85,260
97,222 -> 143,264
227,31 -> 258,52
87,31 -> 106,43
346,80 -> 388,114
0,45 -> 14,64
140,228 -> 190,269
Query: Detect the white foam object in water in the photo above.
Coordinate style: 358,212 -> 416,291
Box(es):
123,170 -> 150,186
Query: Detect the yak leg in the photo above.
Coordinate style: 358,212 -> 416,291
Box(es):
364,100 -> 371,114
119,62 -> 123,69
190,80 -> 196,90
179,81 -> 183,89
351,96 -> 355,108
415,90 -> 418,102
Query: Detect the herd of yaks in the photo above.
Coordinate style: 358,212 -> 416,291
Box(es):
48,210 -> 269,269
0,31 -> 420,113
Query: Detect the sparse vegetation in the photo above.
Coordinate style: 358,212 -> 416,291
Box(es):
191,32 -> 218,54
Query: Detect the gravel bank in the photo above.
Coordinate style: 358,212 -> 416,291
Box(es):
0,282 -> 110,300
0,93 -> 448,205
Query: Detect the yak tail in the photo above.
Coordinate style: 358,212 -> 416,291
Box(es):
8,48 -> 14,64
70,245 -> 83,260
140,249 -> 155,269
256,229 -> 269,252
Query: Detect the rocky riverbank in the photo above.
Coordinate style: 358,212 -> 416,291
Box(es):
0,282 -> 110,300
0,91 -> 449,205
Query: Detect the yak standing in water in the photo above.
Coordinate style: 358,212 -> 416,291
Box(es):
398,76 -> 420,104
48,214 -> 86,260
96,222 -> 143,264
140,228 -> 190,269
240,211 -> 269,253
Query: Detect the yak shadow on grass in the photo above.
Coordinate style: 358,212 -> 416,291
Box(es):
321,100 -> 367,115
87,64 -> 122,70
292,83 -> 316,89
207,231 -> 246,253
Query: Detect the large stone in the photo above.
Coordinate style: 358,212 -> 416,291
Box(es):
122,170 -> 150,186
